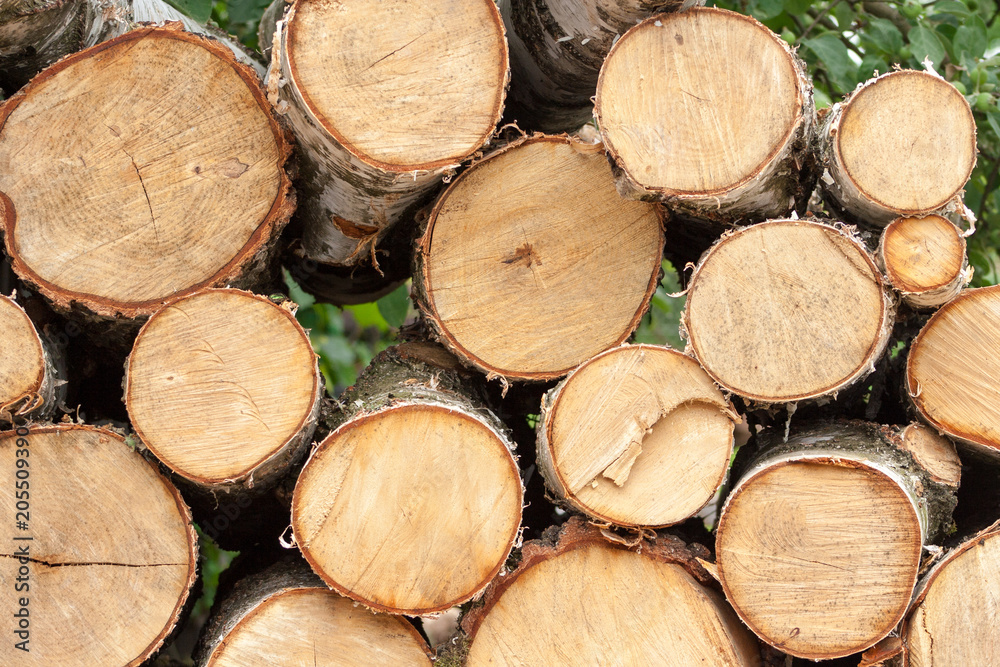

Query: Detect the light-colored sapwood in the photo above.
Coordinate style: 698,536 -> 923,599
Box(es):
0,425 -> 197,666
463,516 -> 761,666
897,422 -> 961,487
817,70 -> 976,226
907,285 -> 1000,460
537,344 -> 737,527
125,289 -> 321,492
0,294 -> 62,421
595,7 -> 815,221
0,25 -> 293,321
497,0 -> 686,133
715,422 -> 957,660
904,522 -> 1000,666
683,219 -> 893,403
196,560 -> 432,666
260,0 -> 507,270
414,135 -> 664,381
878,215 -> 970,308
292,345 -> 522,615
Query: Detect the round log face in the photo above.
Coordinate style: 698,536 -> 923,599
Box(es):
286,0 -> 507,170
906,529 -> 1000,666
420,137 -> 663,380
466,542 -> 758,666
685,220 -> 888,402
907,286 -> 1000,454
881,216 -> 965,294
292,404 -> 522,614
0,295 -> 44,415
0,27 -> 289,315
543,344 -> 735,527
836,71 -> 975,214
0,426 -> 197,666
898,423 -> 961,486
206,588 -> 432,666
716,460 -> 922,659
126,289 -> 319,485
596,8 -> 801,195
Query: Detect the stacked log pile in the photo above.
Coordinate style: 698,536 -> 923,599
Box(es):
2,1 -> 999,666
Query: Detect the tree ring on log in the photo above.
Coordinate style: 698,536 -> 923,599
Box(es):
879,215 -> 968,308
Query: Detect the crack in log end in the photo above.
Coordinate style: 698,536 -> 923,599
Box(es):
602,440 -> 643,486
0,554 -> 183,568
501,243 -> 540,269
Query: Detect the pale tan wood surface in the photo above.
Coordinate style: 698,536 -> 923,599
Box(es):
684,220 -> 891,403
538,344 -> 736,527
0,425 -> 197,666
898,423 -> 961,487
0,294 -> 45,419
416,136 -> 663,380
0,26 -> 292,318
879,215 -> 968,308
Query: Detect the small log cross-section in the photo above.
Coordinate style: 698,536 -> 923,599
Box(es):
414,135 -> 664,381
125,288 -> 321,495
292,345 -> 523,615
907,285 -> 1000,460
537,344 -> 737,527
260,0 -> 508,270
878,215 -> 970,309
462,516 -> 762,665
816,70 -> 976,226
0,294 -> 62,422
595,8 -> 815,221
0,25 -> 294,322
715,421 -> 958,660
904,522 -> 1000,666
195,559 -> 433,666
683,219 -> 894,404
0,425 -> 198,666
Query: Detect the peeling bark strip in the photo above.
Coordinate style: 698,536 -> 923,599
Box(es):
497,0 -> 688,133
0,424 -> 198,667
0,294 -> 64,423
907,285 -> 1000,460
194,559 -> 433,666
878,215 -> 970,309
683,219 -> 894,405
461,516 -> 762,665
537,344 -> 737,527
595,7 -> 816,222
904,521 -> 1000,666
413,135 -> 664,382
124,288 -> 321,496
291,344 -> 522,615
0,25 -> 294,323
816,70 -> 976,226
259,0 -> 508,273
715,421 -> 958,661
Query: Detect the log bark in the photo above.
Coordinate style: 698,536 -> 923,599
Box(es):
497,0 -> 688,134
0,424 -> 198,666
715,421 -> 958,660
0,25 -> 294,325
815,70 -> 976,227
878,215 -> 970,309
291,343 -> 523,615
461,516 -> 762,665
906,285 -> 1000,460
682,219 -> 895,404
258,0 -> 508,286
0,293 -> 64,422
413,134 -> 664,382
595,7 -> 816,222
195,558 -> 433,666
537,343 -> 738,528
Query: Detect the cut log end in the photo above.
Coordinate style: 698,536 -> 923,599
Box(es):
0,294 -> 46,420
0,25 -> 293,319
292,403 -> 522,615
284,0 -> 507,170
879,215 -> 968,308
416,135 -> 664,380
125,288 -> 320,489
898,422 -> 961,487
0,425 -> 197,666
684,219 -> 892,403
539,344 -> 736,527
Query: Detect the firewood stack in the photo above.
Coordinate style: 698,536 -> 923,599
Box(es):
1,1 -> 997,665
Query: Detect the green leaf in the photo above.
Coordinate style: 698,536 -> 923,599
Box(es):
376,283 -> 410,328
345,302 -> 389,333
864,18 -> 903,55
783,0 -> 812,14
858,53 -> 889,81
955,15 -> 988,60
805,34 -> 856,93
226,0 -> 271,24
750,0 -> 784,20
164,0 -> 213,23
986,108 -> 1000,141
932,1 -> 973,18
910,25 -> 947,66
